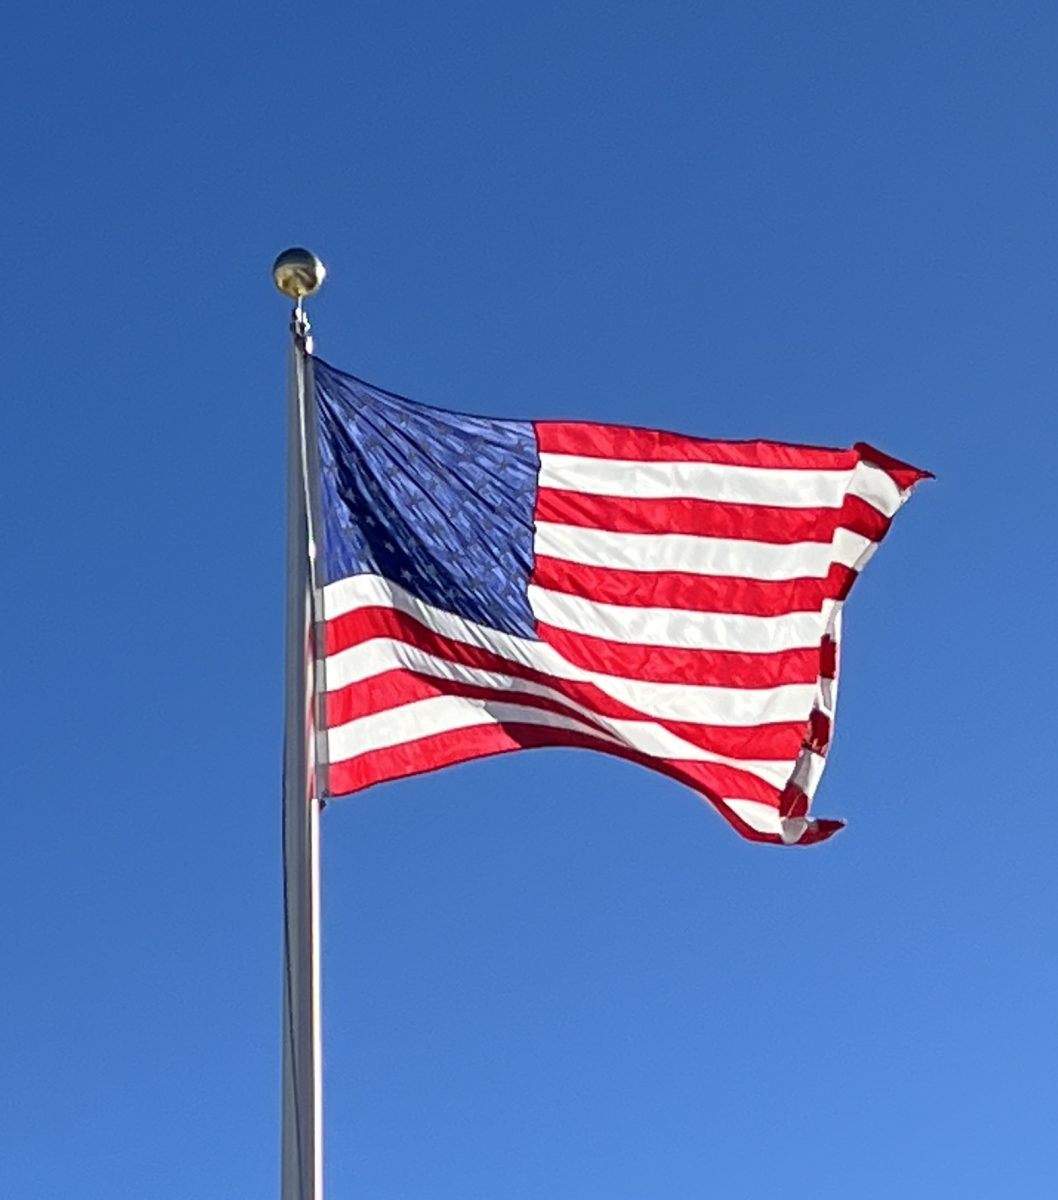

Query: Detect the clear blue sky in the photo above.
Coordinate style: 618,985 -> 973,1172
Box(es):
3,3 -> 1055,1196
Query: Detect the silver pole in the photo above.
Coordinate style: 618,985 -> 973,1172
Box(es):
274,249 -> 327,1200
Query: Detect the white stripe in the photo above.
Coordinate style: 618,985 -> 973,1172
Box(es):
326,695 -> 617,763
328,692 -> 798,835
535,521 -> 875,581
529,585 -> 829,653
325,631 -> 812,727
323,637 -> 794,786
789,749 -> 828,799
538,453 -> 905,517
723,798 -> 784,836
327,632 -> 815,728
716,799 -> 810,843
322,575 -> 821,725
720,800 -> 811,844
844,537 -> 878,574
833,527 -> 878,571
848,462 -> 908,518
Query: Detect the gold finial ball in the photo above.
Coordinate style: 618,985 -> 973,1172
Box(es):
272,247 -> 326,300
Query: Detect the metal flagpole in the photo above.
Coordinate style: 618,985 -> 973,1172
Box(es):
274,248 -> 327,1200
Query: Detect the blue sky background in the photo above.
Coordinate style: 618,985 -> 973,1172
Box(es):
3,3 -> 1055,1196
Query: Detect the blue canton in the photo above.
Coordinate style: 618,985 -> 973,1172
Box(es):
313,357 -> 540,639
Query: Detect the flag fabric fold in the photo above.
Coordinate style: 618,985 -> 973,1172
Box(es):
311,356 -> 928,845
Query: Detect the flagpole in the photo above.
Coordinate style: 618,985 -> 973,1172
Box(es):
274,248 -> 327,1200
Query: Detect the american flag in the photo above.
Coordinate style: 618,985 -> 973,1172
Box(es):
311,357 -> 928,845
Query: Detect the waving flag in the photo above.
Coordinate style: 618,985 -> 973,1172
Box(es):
311,357 -> 928,845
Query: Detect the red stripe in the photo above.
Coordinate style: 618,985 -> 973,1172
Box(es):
328,667 -> 809,762
535,620 -> 822,689
536,488 -> 892,544
324,609 -> 813,760
325,666 -> 615,740
780,782 -> 810,820
535,423 -> 930,496
798,818 -> 844,845
854,442 -> 934,491
532,555 -> 856,616
820,636 -> 837,680
331,676 -> 782,806
832,566 -> 859,602
804,709 -> 831,755
325,604 -> 524,662
326,604 -> 700,705
326,723 -> 842,846
535,421 -> 860,469
325,723 -> 779,842
326,601 -> 822,700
